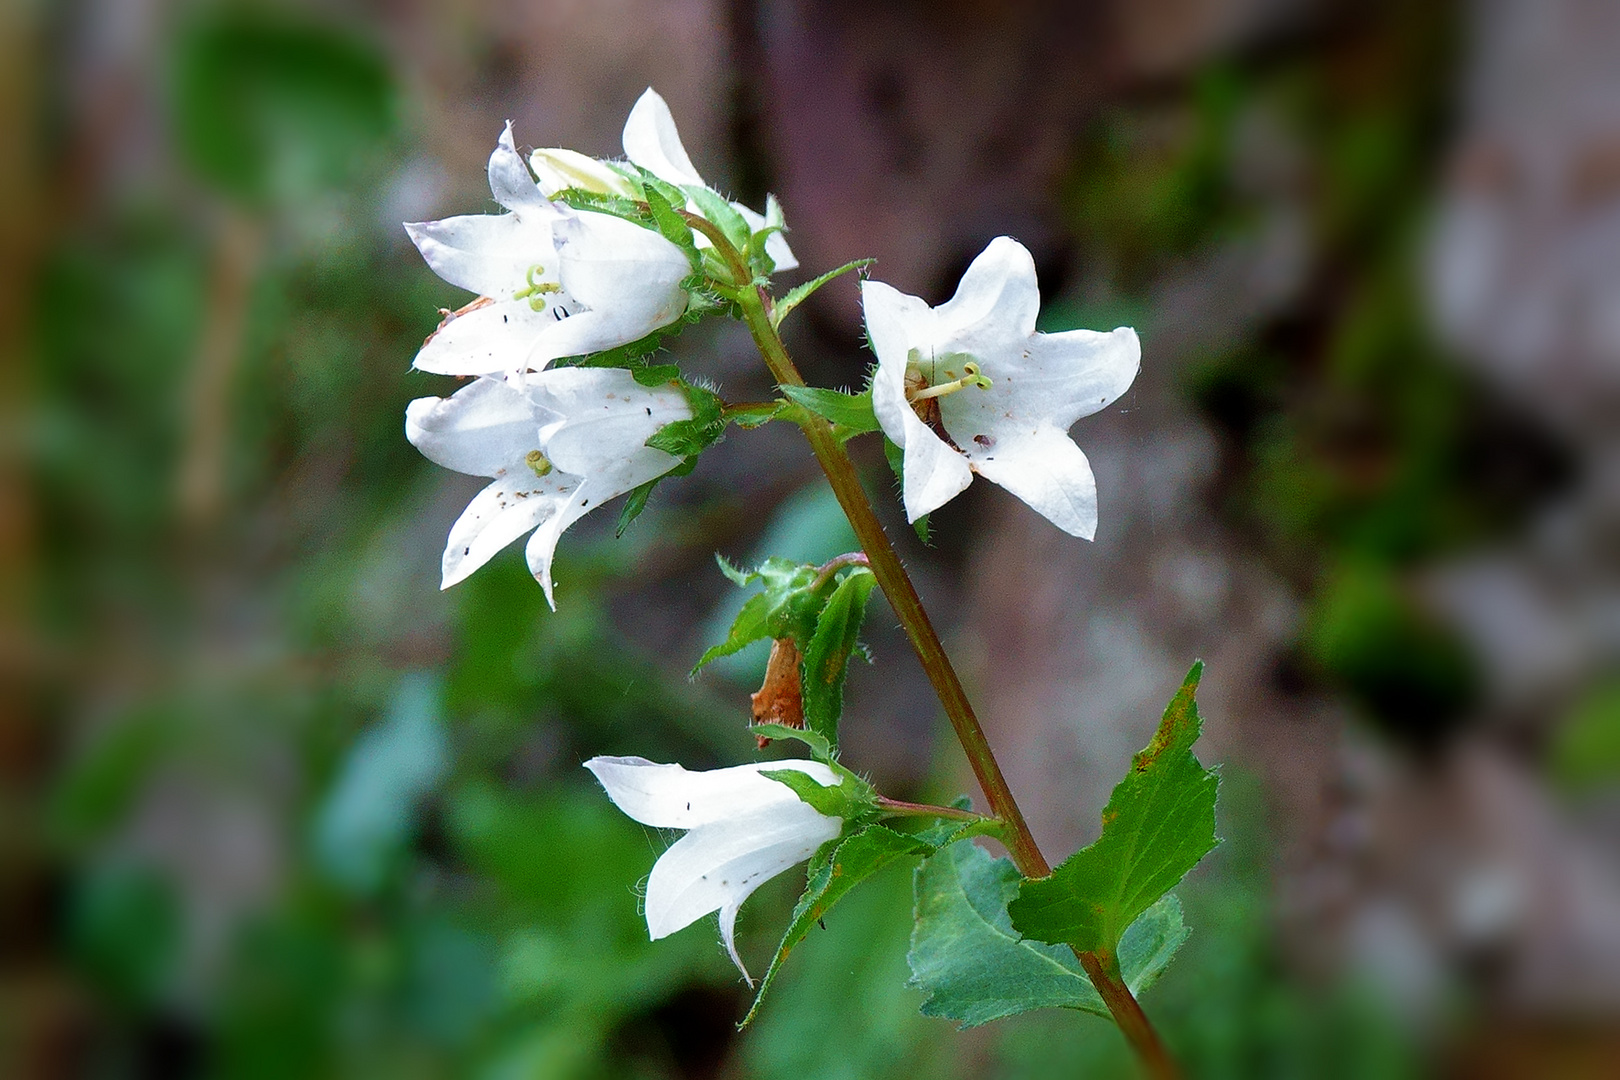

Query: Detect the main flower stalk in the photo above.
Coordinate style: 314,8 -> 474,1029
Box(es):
686,219 -> 1176,1077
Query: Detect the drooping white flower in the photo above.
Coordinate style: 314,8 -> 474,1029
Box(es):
405,367 -> 690,605
406,123 -> 692,377
530,87 -> 799,273
864,237 -> 1140,539
584,755 -> 844,982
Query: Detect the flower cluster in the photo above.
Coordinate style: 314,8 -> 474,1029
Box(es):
400,87 -> 1144,988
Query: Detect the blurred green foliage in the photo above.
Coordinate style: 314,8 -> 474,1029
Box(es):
21,2 -> 1514,1075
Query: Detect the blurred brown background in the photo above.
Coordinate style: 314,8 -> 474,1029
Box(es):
5,0 -> 1620,1076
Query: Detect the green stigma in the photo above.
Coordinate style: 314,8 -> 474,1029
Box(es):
907,361 -> 993,402
525,449 -> 553,477
513,265 -> 562,310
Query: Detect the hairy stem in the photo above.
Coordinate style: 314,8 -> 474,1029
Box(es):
1077,950 -> 1179,1079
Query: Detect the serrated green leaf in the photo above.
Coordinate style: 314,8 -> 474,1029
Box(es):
1008,663 -> 1218,957
692,592 -> 775,672
771,259 -> 873,328
715,553 -> 751,587
741,825 -> 931,1026
682,185 -> 752,254
908,841 -> 1189,1029
779,385 -> 880,439
746,724 -> 832,761
800,569 -> 876,745
692,558 -> 822,674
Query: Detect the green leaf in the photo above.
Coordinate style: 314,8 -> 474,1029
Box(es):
682,185 -> 752,254
612,456 -> 695,539
800,568 -> 876,745
691,558 -> 821,674
1008,663 -> 1218,956
741,825 -> 931,1026
780,385 -> 880,440
550,189 -> 647,224
645,382 -> 726,457
746,724 -> 832,761
909,841 -> 1190,1029
771,259 -> 873,328
758,767 -> 865,820
642,182 -> 703,273
629,363 -> 680,387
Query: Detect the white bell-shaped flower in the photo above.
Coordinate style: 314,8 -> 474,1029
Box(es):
584,755 -> 844,982
864,236 -> 1140,539
529,88 -> 798,273
406,123 -> 692,377
405,368 -> 690,605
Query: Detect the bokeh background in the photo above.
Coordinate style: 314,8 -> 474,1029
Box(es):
6,0 -> 1620,1076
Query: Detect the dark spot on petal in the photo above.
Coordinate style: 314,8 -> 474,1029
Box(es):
646,407 -> 652,416
464,547 -> 470,555
973,434 -> 995,447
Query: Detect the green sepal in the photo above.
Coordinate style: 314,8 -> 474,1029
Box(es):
691,557 -> 822,673
629,363 -> 680,387
746,723 -> 832,762
758,765 -> 872,821
1008,663 -> 1219,956
771,259 -> 873,328
800,568 -> 876,745
740,825 -> 932,1027
909,841 -> 1191,1029
779,385 -> 880,442
645,381 -> 726,457
614,456 -> 696,538
681,184 -> 752,255
641,179 -> 703,274
548,188 -> 646,223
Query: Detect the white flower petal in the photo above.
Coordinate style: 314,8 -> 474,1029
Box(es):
413,299 -> 560,376
523,478 -> 594,608
529,146 -> 635,197
488,122 -> 549,215
932,235 -> 1039,356
643,800 -> 841,949
733,201 -> 799,272
1011,325 -> 1141,429
621,87 -> 705,187
864,280 -> 974,520
442,475 -> 575,589
518,308 -> 660,371
583,757 -> 836,829
529,368 -> 689,486
404,213 -> 557,300
405,377 -> 545,477
966,423 -> 1099,539
555,211 -> 692,312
